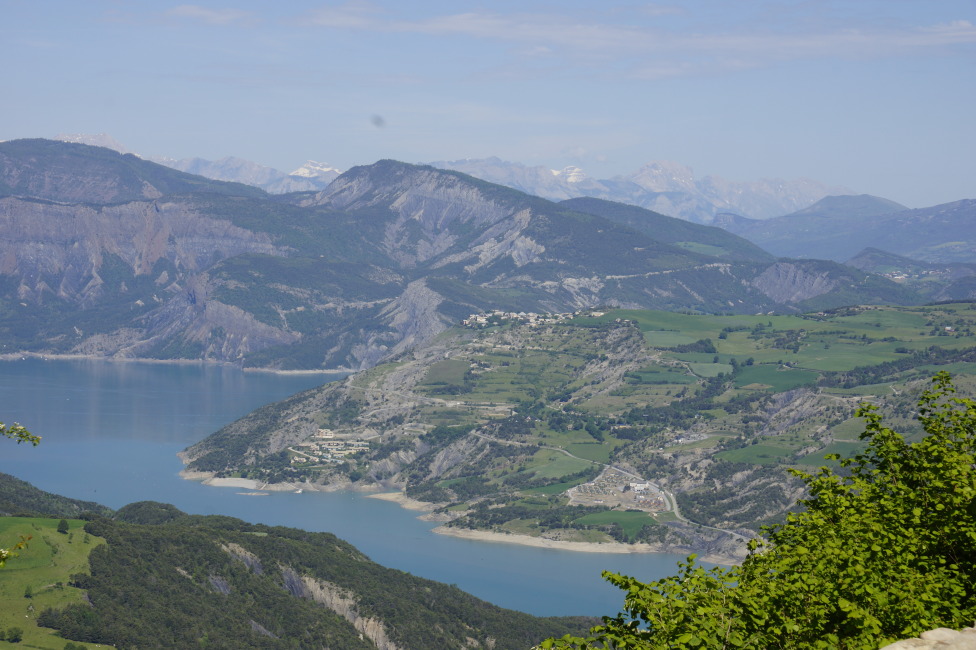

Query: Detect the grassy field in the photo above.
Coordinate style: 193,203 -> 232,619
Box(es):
572,510 -> 656,539
0,517 -> 106,649
420,358 -> 469,386
734,365 -> 819,391
563,442 -> 612,464
715,444 -> 796,465
796,441 -> 869,467
527,450 -> 593,479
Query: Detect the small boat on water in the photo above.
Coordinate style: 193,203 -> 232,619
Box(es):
294,488 -> 303,494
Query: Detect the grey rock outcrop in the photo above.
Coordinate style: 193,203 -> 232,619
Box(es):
883,626 -> 976,649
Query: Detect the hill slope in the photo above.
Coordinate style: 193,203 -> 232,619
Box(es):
0,138 -> 266,203
36,509 -> 592,649
722,194 -> 976,263
0,473 -> 113,518
558,197 -> 774,262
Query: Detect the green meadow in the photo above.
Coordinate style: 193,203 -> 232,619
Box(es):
0,517 -> 105,649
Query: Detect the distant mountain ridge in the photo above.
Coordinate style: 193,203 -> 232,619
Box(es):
154,155 -> 341,193
430,157 -> 852,223
0,138 -> 267,203
49,133 -> 849,222
721,194 -> 976,264
51,132 -> 340,194
0,139 -> 922,370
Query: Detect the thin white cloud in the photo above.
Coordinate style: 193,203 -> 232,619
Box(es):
302,7 -> 976,74
306,2 -> 383,29
167,5 -> 256,26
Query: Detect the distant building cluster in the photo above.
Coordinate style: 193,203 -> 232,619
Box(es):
882,268 -> 954,283
570,469 -> 668,512
289,429 -> 370,465
461,309 -> 604,328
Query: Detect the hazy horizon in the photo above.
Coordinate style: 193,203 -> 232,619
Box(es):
3,0 -> 974,208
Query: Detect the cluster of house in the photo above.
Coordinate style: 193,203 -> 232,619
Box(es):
289,429 -> 370,465
628,482 -> 668,511
880,268 -> 953,283
461,309 -> 604,328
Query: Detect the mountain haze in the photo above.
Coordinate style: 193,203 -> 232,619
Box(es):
719,195 -> 976,263
155,155 -> 341,193
431,157 -> 851,223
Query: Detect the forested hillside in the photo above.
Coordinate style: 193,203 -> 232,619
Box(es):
34,508 -> 592,649
0,472 -> 112,518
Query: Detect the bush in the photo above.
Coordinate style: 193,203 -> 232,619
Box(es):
541,372 -> 976,649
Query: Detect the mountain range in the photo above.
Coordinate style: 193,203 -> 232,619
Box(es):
51,133 -> 847,223
0,139 -> 921,370
53,132 -> 340,194
717,194 -> 976,265
429,157 -> 852,223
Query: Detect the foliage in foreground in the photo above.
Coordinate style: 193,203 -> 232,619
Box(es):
0,422 -> 39,568
541,372 -> 976,649
1,421 -> 40,447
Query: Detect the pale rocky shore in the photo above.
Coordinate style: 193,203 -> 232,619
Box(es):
883,627 -> 976,649
179,472 -> 303,492
432,526 -> 739,564
181,480 -> 743,562
0,351 -> 348,375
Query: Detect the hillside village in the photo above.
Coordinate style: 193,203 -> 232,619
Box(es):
462,309 -> 605,328
289,429 -> 371,465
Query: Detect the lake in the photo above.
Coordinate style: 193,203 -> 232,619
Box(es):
0,357 -> 691,617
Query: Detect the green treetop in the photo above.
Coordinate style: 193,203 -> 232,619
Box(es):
1,421 -> 40,446
0,421 -> 38,567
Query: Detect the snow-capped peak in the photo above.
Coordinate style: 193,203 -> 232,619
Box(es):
290,160 -> 342,178
551,165 -> 587,183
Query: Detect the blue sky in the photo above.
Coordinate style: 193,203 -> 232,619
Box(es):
3,1 -> 974,207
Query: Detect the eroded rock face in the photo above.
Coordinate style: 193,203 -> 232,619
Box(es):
882,626 -> 976,649
279,567 -> 402,650
0,197 -> 281,300
750,262 -> 838,303
305,163 -> 521,267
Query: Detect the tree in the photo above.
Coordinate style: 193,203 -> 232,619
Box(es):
57,519 -> 70,534
540,372 -> 976,649
1,421 -> 38,567
0,421 -> 40,446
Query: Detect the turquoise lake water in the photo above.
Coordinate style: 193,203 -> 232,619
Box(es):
0,358 -> 690,616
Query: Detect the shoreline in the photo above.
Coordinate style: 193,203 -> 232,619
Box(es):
181,473 -> 307,492
365,491 -> 439,512
0,351 -> 351,376
432,526 -> 741,564
180,476 -> 744,563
